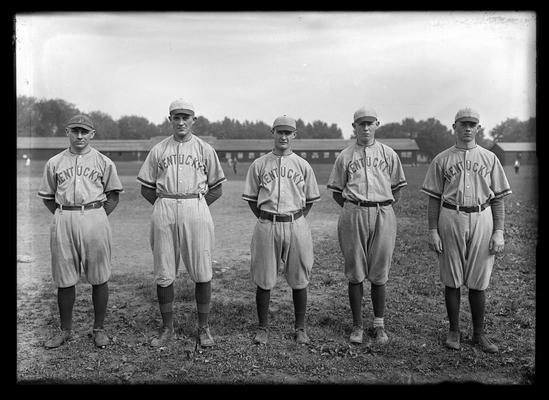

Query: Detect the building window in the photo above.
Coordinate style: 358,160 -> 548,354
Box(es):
225,152 -> 232,160
249,152 -> 255,159
323,152 -> 330,158
311,152 -> 319,159
401,151 -> 412,158
300,152 -> 307,159
237,152 -> 244,159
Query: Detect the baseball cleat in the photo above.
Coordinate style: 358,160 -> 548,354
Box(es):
253,327 -> 269,345
349,327 -> 364,344
198,326 -> 215,347
44,329 -> 72,349
294,328 -> 310,344
373,326 -> 389,345
151,327 -> 175,347
445,330 -> 461,350
472,334 -> 498,353
92,328 -> 109,348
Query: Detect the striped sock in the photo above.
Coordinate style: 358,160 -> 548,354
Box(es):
373,317 -> 384,328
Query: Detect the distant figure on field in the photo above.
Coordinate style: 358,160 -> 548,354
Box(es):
232,157 -> 238,174
227,157 -> 234,173
514,158 -> 520,175
22,154 -> 31,167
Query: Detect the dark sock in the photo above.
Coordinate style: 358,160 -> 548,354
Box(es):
157,284 -> 174,329
256,286 -> 270,328
195,281 -> 212,328
58,286 -> 75,331
371,283 -> 386,318
348,281 -> 363,328
445,286 -> 461,332
92,282 -> 108,330
468,288 -> 486,338
292,288 -> 307,330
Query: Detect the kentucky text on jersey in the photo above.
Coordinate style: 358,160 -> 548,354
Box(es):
157,154 -> 207,172
57,166 -> 101,184
261,166 -> 304,185
442,160 -> 492,181
347,156 -> 392,176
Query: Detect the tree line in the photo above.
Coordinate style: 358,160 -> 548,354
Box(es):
17,96 -> 535,161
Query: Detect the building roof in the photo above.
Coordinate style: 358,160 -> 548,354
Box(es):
492,142 -> 536,152
17,136 -> 420,152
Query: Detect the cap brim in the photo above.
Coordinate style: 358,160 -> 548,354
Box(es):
273,125 -> 296,131
455,117 -> 479,123
354,116 -> 377,123
67,123 -> 93,130
170,109 -> 195,116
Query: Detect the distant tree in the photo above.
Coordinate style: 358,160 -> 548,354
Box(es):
118,115 -> 160,139
16,95 -> 38,136
413,118 -> 455,161
490,117 -> 536,142
33,98 -> 80,137
376,122 -> 410,138
89,111 -> 120,140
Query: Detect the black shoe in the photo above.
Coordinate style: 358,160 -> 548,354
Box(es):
45,329 -> 72,349
151,327 -> 175,347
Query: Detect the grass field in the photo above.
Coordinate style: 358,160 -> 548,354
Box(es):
16,159 -> 537,384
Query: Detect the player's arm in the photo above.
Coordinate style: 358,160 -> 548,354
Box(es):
247,201 -> 261,219
392,188 -> 402,203
205,184 -> 222,206
103,190 -> 120,215
140,185 -> 157,205
302,203 -> 313,217
427,196 -> 443,253
332,191 -> 345,208
42,199 -> 57,214
489,196 -> 505,254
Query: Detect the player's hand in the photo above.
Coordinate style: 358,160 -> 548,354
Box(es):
429,229 -> 443,254
489,230 -> 505,254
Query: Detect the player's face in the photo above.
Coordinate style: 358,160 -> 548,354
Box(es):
273,128 -> 296,154
453,120 -> 480,145
353,119 -> 379,146
67,127 -> 95,153
170,113 -> 195,140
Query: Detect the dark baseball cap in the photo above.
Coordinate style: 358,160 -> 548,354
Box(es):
66,114 -> 95,131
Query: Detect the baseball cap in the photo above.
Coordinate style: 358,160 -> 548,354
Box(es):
169,99 -> 195,116
454,108 -> 480,123
353,107 -> 378,123
66,114 -> 95,131
272,115 -> 297,131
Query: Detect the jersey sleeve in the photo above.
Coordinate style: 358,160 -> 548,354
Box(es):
304,163 -> 321,204
327,154 -> 346,193
37,159 -> 56,200
390,151 -> 407,191
420,158 -> 444,199
490,155 -> 512,199
102,157 -> 124,193
242,160 -> 260,202
206,147 -> 227,189
137,148 -> 158,189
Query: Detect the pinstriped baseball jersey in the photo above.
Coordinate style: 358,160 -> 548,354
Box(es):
421,145 -> 512,206
242,152 -> 321,214
137,135 -> 226,195
38,147 -> 123,204
327,141 -> 407,202
137,134 -> 226,286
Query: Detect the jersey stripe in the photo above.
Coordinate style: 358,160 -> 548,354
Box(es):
420,187 -> 442,199
37,191 -> 55,200
242,194 -> 258,201
305,195 -> 321,203
391,180 -> 407,190
327,184 -> 343,193
137,177 -> 157,189
209,177 -> 227,189
493,188 -> 513,198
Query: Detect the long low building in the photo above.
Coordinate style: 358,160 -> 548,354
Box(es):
17,136 -> 423,165
490,141 -> 537,165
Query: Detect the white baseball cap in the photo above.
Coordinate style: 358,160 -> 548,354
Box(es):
454,107 -> 480,123
353,107 -> 378,123
169,99 -> 195,116
272,115 -> 297,131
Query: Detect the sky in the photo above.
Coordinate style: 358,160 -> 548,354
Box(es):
15,11 -> 536,139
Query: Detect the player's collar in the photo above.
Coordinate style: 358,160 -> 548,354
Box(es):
453,143 -> 478,151
68,147 -> 92,156
271,150 -> 294,157
172,133 -> 194,143
355,139 -> 377,148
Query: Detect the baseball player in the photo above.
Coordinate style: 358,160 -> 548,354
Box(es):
38,114 -> 123,349
137,99 -> 226,348
421,108 -> 512,353
327,107 -> 407,346
242,115 -> 320,345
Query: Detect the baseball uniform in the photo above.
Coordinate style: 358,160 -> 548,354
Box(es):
421,144 -> 512,290
137,134 -> 226,287
243,152 -> 320,290
38,147 -> 123,288
327,140 -> 407,285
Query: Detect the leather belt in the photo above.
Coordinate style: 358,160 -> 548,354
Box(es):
157,193 -> 200,199
442,202 -> 490,213
347,199 -> 393,207
259,210 -> 304,222
56,201 -> 103,211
